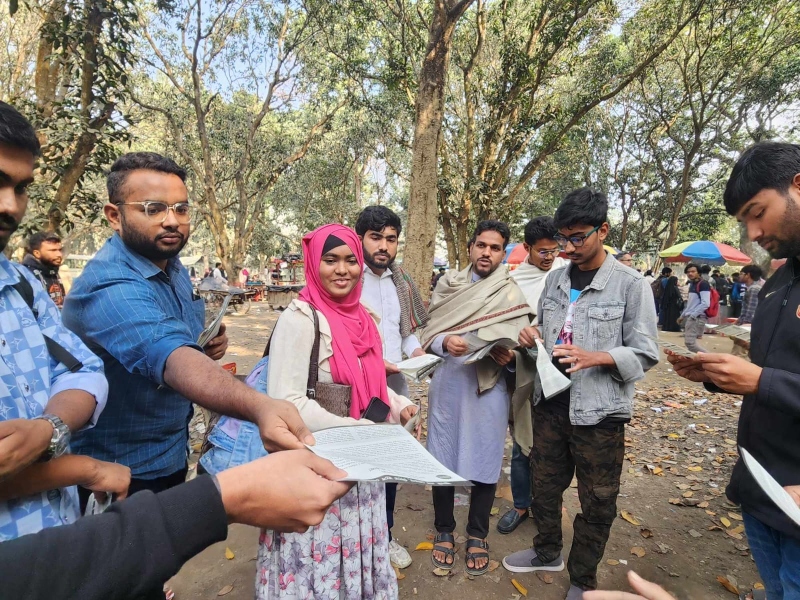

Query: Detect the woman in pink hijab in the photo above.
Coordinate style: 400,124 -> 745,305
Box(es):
257,224 -> 417,600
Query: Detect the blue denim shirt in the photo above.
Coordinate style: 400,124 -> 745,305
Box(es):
63,234 -> 205,479
0,255 -> 107,539
535,253 -> 659,425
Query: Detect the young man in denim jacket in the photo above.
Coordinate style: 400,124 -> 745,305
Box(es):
503,189 -> 658,600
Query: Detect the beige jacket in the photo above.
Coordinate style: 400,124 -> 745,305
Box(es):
267,299 -> 413,432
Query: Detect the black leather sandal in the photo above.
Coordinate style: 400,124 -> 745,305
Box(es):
465,538 -> 490,576
431,532 -> 457,570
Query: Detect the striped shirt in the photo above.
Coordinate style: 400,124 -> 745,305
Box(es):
0,255 -> 107,540
63,234 -> 205,479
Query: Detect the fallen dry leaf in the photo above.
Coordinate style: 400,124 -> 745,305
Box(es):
698,502 -> 709,508
488,560 -> 500,572
511,579 -> 528,597
607,559 -> 620,565
717,575 -> 739,595
630,546 -> 646,557
640,528 -> 653,539
754,583 -> 765,590
669,498 -> 683,505
496,485 -> 515,502
728,512 -> 743,521
720,517 -> 732,528
490,507 -> 500,516
682,491 -> 694,498
218,584 -> 234,596
415,542 -> 434,551
224,547 -> 235,560
687,466 -> 703,472
536,572 -> 554,584
730,524 -> 745,535
620,510 -> 641,525
432,567 -> 451,577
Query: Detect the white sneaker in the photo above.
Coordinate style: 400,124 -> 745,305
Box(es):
389,539 -> 412,569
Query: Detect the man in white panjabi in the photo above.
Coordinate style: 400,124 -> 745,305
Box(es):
356,205 -> 430,570
495,216 -> 568,535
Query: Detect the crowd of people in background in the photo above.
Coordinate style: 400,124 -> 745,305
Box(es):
0,98 -> 798,600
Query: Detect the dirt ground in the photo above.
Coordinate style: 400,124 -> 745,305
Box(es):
169,306 -> 761,599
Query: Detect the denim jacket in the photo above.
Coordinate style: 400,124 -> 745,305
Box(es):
534,252 -> 659,425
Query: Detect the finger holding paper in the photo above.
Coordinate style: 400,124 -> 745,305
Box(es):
518,326 -> 541,348
693,353 -> 762,395
204,322 -> 228,361
664,350 -> 711,384
489,345 -> 515,366
535,339 -> 571,399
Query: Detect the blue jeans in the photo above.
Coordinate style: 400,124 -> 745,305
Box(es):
511,441 -> 532,510
744,512 -> 800,600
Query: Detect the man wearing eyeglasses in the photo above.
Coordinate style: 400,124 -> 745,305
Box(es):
503,189 -> 658,600
62,154 -> 314,581
497,216 -> 567,535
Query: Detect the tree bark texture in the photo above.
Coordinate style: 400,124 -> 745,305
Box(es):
404,0 -> 475,299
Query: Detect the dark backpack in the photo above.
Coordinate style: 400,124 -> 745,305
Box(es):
651,277 -> 664,300
11,269 -> 83,373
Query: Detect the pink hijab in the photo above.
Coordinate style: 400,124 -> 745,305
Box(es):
299,224 -> 388,418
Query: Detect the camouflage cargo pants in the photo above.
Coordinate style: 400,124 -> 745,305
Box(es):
530,401 -> 625,590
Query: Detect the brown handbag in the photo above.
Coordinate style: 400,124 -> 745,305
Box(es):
305,307 -> 352,418
261,306 -> 352,418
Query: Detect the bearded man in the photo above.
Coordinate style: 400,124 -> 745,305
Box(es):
62,154 -> 313,574
420,220 -> 534,577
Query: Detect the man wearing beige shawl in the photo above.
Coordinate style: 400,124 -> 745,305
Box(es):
419,220 -> 535,577
498,216 -> 568,535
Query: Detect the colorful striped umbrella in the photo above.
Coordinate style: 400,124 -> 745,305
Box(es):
659,241 -> 752,266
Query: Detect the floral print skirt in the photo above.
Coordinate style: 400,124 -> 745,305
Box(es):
256,482 -> 398,599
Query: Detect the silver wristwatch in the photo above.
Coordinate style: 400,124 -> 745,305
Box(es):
34,414 -> 71,461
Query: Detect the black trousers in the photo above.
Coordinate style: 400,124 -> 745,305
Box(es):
432,481 -> 497,539
385,482 -> 397,541
78,465 -> 189,600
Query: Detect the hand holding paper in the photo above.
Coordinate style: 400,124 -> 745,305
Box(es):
535,339 -> 571,399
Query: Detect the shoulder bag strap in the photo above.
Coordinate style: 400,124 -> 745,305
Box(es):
306,306 -> 321,399
11,268 -> 84,374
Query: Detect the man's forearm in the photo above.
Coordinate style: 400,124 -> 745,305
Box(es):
0,455 -> 97,502
0,476 -> 226,600
164,346 -> 266,422
45,389 -> 97,431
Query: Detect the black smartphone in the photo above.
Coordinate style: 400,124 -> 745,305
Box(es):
362,397 -> 390,422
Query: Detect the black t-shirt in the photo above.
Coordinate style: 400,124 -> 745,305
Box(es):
546,266 -> 628,428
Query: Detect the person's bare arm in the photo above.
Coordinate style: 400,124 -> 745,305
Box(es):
0,390 -> 100,480
164,347 -> 314,450
0,454 -> 130,502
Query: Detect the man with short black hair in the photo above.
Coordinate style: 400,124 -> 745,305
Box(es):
503,188 -> 658,599
497,216 -> 567,535
212,261 -> 227,283
62,153 -> 315,585
736,264 -> 764,326
730,264 -> 764,357
668,141 -> 800,600
679,263 -> 710,352
22,231 -> 66,307
355,204 -> 429,569
0,101 -> 128,540
421,220 -> 534,577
